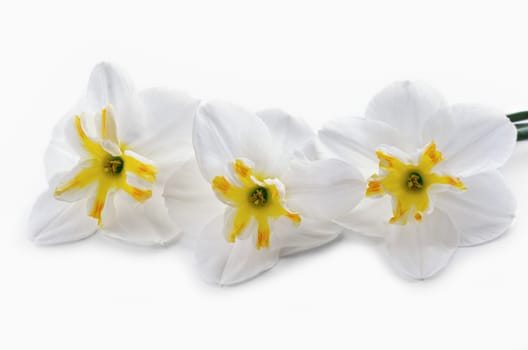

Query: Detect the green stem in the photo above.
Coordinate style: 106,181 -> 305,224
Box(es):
507,111 -> 528,123
517,125 -> 528,141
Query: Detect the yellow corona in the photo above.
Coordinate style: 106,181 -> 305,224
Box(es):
54,106 -> 158,226
212,160 -> 301,249
366,142 -> 466,224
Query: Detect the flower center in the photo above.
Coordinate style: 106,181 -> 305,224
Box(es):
103,156 -> 124,176
53,107 -> 158,226
212,159 -> 301,249
366,142 -> 466,225
406,171 -> 424,191
249,187 -> 268,207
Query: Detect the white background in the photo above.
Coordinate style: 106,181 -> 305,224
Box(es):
1,1 -> 528,349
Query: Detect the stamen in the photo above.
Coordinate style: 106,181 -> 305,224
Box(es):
103,156 -> 124,176
406,172 -> 424,191
249,187 -> 268,207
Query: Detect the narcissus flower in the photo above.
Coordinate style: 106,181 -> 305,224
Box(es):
29,63 -> 199,245
164,102 -> 364,285
320,81 -> 517,279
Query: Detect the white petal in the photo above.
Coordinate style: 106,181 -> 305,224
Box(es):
101,140 -> 121,157
163,160 -> 225,238
193,101 -> 274,182
295,137 -> 321,161
274,216 -> 342,256
386,209 -> 458,279
434,171 -> 516,247
222,207 -> 258,241
54,160 -> 98,202
257,109 -> 314,173
63,113 -> 95,158
97,106 -> 121,156
123,149 -> 157,188
258,109 -> 314,151
282,158 -> 364,220
129,88 -> 199,179
423,104 -> 517,177
44,106 -> 85,182
195,214 -> 280,285
333,197 -> 392,238
44,135 -> 78,184
29,180 -> 98,245
224,157 -> 256,189
112,103 -> 145,146
319,117 -> 412,169
366,81 -> 447,148
85,62 -> 144,144
101,186 -> 181,246
86,62 -> 135,112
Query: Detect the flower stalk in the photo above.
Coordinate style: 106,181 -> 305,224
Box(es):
507,111 -> 528,141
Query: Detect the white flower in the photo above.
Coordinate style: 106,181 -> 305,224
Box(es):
29,63 -> 199,245
164,102 -> 364,285
320,81 -> 517,279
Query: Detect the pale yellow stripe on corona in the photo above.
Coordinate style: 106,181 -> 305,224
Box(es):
101,108 -> 107,139
123,154 -> 157,183
121,183 -> 153,202
268,185 -> 280,201
233,159 -> 254,187
212,176 -> 231,193
420,142 -> 444,170
228,208 -> 251,242
389,200 -> 406,224
263,184 -> 301,225
89,183 -> 111,226
75,116 -> 105,158
212,176 -> 245,203
430,174 -> 466,190
256,217 -> 270,249
376,150 -> 406,171
54,167 -> 98,196
285,211 -> 301,225
366,180 -> 384,197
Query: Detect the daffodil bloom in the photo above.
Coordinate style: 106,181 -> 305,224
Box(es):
320,81 -> 517,279
164,102 -> 364,285
29,63 -> 199,245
